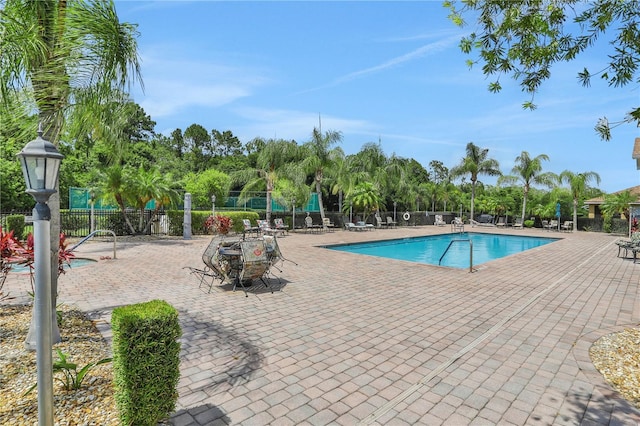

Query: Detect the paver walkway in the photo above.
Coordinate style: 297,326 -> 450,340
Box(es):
4,226 -> 640,425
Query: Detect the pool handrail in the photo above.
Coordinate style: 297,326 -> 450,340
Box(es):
69,230 -> 116,259
438,238 -> 473,273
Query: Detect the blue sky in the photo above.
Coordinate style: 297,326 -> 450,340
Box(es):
116,1 -> 639,193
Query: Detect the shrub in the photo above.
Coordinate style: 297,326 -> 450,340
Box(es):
111,300 -> 181,426
524,219 -> 535,228
6,215 -> 25,240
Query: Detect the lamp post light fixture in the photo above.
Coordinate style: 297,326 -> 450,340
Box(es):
211,194 -> 216,217
17,126 -> 64,426
393,201 -> 397,222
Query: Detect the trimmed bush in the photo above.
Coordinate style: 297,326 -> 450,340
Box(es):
6,214 -> 25,240
111,300 -> 181,426
166,210 -> 260,236
524,219 -> 535,228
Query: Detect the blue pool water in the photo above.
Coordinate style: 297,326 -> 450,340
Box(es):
324,232 -> 559,269
9,257 -> 97,273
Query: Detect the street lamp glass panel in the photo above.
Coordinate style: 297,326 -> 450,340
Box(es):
20,156 -> 61,191
17,131 -> 64,193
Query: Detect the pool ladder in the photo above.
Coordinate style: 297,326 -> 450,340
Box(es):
69,229 -> 117,259
438,239 -> 473,273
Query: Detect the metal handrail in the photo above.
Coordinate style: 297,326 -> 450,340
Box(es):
69,229 -> 116,259
438,238 -> 473,273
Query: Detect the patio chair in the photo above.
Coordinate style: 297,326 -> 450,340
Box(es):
375,215 -> 387,229
242,219 -> 260,238
237,239 -> 271,297
386,216 -> 397,228
434,215 -> 446,226
258,219 -> 284,237
184,235 -> 229,293
262,235 -> 298,282
304,215 -> 322,233
273,218 -> 289,235
616,232 -> 640,258
323,217 -> 336,232
561,221 -> 573,232
496,217 -> 506,227
513,217 -> 524,229
451,217 -> 464,232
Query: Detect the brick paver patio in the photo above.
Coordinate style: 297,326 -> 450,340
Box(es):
4,225 -> 640,425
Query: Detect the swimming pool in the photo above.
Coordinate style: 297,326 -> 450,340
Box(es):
324,232 -> 559,269
9,258 -> 97,273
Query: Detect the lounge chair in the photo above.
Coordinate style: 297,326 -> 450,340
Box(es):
561,221 -> 573,232
470,219 -> 496,228
304,215 -> 323,233
434,215 -> 446,226
273,218 -> 289,235
451,217 -> 464,232
386,216 -> 397,228
513,218 -> 524,229
242,219 -> 260,238
375,215 -> 387,229
346,222 -> 367,231
357,220 -> 375,231
496,217 -> 506,228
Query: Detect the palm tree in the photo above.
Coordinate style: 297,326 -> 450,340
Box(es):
559,170 -> 601,231
300,128 -> 344,230
100,165 -> 137,235
232,138 -> 298,224
601,190 -> 636,224
450,142 -> 501,222
498,151 -> 556,223
1,0 -> 142,344
328,155 -> 361,217
345,182 -> 384,222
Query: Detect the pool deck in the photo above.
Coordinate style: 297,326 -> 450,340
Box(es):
3,225 -> 640,425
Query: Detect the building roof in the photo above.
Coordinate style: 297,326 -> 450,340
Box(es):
585,185 -> 640,205
634,137 -> 640,170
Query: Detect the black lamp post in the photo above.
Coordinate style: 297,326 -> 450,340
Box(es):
16,126 -> 64,426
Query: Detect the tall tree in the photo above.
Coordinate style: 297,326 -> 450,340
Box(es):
0,0 -> 142,343
300,128 -> 343,230
446,0 -> 640,140
183,124 -> 212,171
559,170 -> 601,231
450,142 -> 501,222
498,151 -> 556,222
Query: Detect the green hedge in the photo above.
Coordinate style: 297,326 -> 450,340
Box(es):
6,214 -> 25,240
166,210 -> 260,236
111,300 -> 182,426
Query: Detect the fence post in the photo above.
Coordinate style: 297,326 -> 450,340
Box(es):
183,193 -> 192,240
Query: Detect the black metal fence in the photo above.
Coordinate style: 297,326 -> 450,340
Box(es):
1,210 -> 169,238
